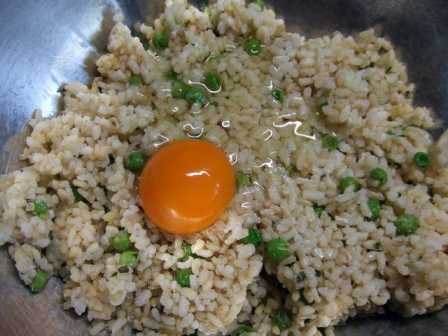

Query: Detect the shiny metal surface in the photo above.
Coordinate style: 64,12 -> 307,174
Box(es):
0,0 -> 447,335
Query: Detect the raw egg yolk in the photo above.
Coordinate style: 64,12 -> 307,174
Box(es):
139,140 -> 236,235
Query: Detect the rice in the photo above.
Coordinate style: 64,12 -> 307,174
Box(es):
0,0 -> 447,335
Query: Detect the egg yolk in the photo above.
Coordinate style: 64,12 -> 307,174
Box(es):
139,140 -> 236,235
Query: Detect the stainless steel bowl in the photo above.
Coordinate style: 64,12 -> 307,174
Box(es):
0,1 -> 447,335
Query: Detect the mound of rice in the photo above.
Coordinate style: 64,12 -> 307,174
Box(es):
1,0 -> 447,335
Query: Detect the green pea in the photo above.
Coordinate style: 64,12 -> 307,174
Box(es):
313,205 -> 324,218
30,269 -> 50,294
175,268 -> 193,288
273,309 -> 292,331
119,251 -> 139,268
70,184 -> 88,203
240,228 -> 263,247
413,152 -> 431,168
126,151 -> 145,173
110,231 -> 131,252
185,86 -> 208,105
339,176 -> 361,193
395,214 -> 419,236
369,167 -> 388,186
165,69 -> 178,81
152,32 -> 169,50
204,72 -> 222,92
367,198 -> 381,220
234,324 -> 255,335
266,238 -> 290,263
272,89 -> 284,103
129,74 -> 143,86
33,200 -> 49,220
321,134 -> 340,151
172,80 -> 190,99
236,171 -> 251,189
243,37 -> 262,56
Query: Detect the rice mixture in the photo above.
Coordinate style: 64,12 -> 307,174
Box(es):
1,0 -> 448,335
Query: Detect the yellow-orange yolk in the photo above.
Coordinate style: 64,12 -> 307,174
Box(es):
139,140 -> 236,235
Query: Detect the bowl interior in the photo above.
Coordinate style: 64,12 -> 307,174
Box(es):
0,1 -> 447,335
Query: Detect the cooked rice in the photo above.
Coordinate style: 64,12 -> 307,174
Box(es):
1,0 -> 447,335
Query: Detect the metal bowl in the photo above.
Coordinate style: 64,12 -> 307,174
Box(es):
0,1 -> 447,335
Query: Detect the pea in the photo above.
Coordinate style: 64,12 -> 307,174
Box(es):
367,198 -> 381,220
172,80 -> 190,99
266,238 -> 290,263
413,152 -> 431,168
395,214 -> 419,236
236,171 -> 251,189
152,32 -> 169,50
126,151 -> 145,173
165,69 -> 178,81
30,269 -> 50,294
234,324 -> 255,335
185,86 -> 208,105
369,167 -> 388,186
119,251 -> 139,268
243,37 -> 262,56
175,268 -> 193,288
273,309 -> 292,331
240,228 -> 263,247
272,89 -> 284,103
33,200 -> 49,220
129,74 -> 143,86
204,72 -> 222,92
110,231 -> 131,252
313,205 -> 324,218
339,176 -> 361,193
321,134 -> 340,151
